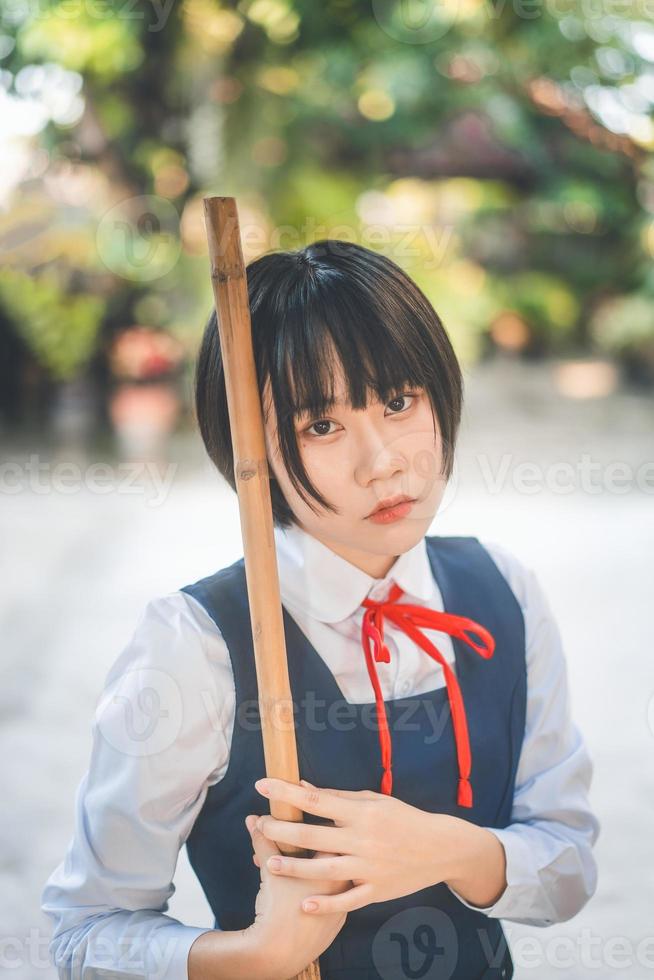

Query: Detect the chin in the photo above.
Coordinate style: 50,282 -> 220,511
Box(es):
364,518 -> 428,548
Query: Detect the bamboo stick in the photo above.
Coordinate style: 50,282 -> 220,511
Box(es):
203,196 -> 321,980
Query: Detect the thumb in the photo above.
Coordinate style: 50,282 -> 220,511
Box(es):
246,815 -> 282,876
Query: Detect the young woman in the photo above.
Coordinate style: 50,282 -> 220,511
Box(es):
42,240 -> 600,980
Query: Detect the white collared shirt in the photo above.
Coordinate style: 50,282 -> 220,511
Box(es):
41,526 -> 600,979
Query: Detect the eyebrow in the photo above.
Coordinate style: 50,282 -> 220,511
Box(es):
292,392 -> 398,419
289,392 -> 346,415
292,401 -> 339,421
292,383 -> 419,418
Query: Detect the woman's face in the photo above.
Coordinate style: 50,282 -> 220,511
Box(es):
262,363 -> 449,578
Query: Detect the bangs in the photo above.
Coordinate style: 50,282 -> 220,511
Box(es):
267,274 -> 430,426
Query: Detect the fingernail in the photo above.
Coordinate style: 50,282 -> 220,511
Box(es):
303,900 -> 318,912
255,780 -> 270,796
268,857 -> 282,871
300,779 -> 315,788
245,815 -> 255,832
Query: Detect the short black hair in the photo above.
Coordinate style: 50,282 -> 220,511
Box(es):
195,239 -> 463,529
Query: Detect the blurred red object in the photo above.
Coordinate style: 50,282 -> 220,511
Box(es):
108,325 -> 185,380
108,381 -> 181,457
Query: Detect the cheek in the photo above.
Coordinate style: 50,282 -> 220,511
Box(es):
298,443 -> 343,487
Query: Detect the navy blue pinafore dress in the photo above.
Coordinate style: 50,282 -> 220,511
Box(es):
181,535 -> 526,980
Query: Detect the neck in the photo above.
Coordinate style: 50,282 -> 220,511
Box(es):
300,527 -> 398,579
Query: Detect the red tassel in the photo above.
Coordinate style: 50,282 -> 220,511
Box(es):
362,584 -> 494,813
457,777 -> 473,807
381,769 -> 393,795
378,643 -> 391,664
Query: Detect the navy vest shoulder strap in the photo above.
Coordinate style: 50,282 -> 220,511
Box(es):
425,534 -> 526,664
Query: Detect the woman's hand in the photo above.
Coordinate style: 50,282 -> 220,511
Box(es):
252,777 -> 478,916
244,813 -> 349,979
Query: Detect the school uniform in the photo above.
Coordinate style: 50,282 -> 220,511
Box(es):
41,525 -> 600,980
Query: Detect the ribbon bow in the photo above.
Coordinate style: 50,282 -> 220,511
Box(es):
361,582 -> 495,807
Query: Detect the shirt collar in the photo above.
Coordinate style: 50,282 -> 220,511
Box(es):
273,522 -> 434,624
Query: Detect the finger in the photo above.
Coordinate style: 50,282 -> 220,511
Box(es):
245,815 -> 282,874
300,779 -> 379,801
301,884 -> 373,915
246,816 -> 265,872
266,853 -> 355,880
255,778 -> 361,822
256,815 -> 350,853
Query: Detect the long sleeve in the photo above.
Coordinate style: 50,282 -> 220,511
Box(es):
40,592 -> 236,980
445,541 -> 600,926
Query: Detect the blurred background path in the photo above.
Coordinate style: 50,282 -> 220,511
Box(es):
3,354 -> 652,979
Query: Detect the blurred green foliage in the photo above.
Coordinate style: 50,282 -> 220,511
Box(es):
0,267 -> 104,380
2,0 -> 654,420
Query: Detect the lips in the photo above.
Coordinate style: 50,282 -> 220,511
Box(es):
367,493 -> 415,518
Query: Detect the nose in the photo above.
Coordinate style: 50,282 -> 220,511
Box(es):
353,424 -> 408,487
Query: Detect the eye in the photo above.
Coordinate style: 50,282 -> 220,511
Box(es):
302,391 -> 419,438
386,392 -> 418,415
304,418 -> 336,437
